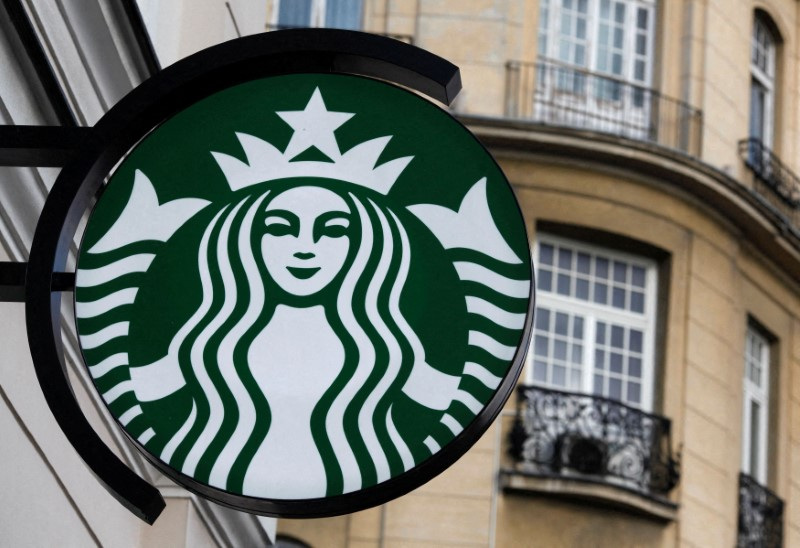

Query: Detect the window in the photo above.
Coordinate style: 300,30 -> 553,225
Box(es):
749,15 -> 776,150
742,323 -> 771,484
273,0 -> 363,30
529,235 -> 657,410
538,0 -> 655,87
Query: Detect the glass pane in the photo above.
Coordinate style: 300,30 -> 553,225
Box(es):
558,248 -> 573,269
612,287 -> 626,309
594,282 -> 608,304
540,244 -> 554,265
629,357 -> 642,378
613,28 -> 624,49
595,349 -> 606,370
596,322 -> 606,343
630,291 -> 645,313
749,401 -> 761,475
637,8 -> 648,30
610,352 -> 623,373
595,258 -> 609,278
554,340 -> 568,360
612,53 -> 623,75
555,312 -> 569,336
576,278 -> 590,299
570,369 -> 582,389
609,378 -> 622,399
572,345 -> 583,364
614,3 -> 625,23
629,329 -> 643,352
631,266 -> 646,287
557,274 -> 571,295
627,382 -> 641,404
577,252 -> 591,273
611,325 -> 624,348
594,374 -> 604,394
573,316 -> 584,338
534,360 -> 548,382
553,365 -> 567,386
536,307 -> 551,330
535,335 -> 549,356
539,269 -> 553,292
325,0 -> 363,29
278,0 -> 313,27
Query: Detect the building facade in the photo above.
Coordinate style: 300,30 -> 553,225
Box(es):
269,1 -> 800,547
3,1 -> 800,547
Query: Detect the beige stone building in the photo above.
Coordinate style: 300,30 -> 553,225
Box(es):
269,1 -> 800,547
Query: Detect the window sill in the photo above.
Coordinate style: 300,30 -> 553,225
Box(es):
499,469 -> 678,522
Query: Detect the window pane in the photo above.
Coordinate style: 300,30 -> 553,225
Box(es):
555,312 -> 569,335
594,282 -> 608,304
557,273 -> 571,295
630,291 -> 645,312
630,329 -> 643,352
611,325 -> 624,348
596,258 -> 609,278
553,365 -> 567,386
610,352 -> 623,373
536,307 -> 551,330
278,0 -> 313,26
612,287 -> 626,309
572,345 -> 583,364
749,401 -> 761,476
535,335 -> 549,357
325,0 -> 363,29
627,382 -> 641,404
554,340 -> 568,360
629,357 -> 642,378
577,252 -> 591,273
573,316 -> 584,338
632,266 -> 646,287
558,248 -> 573,269
609,378 -> 622,399
539,269 -> 553,292
637,8 -> 648,30
534,360 -> 548,382
540,244 -> 554,265
595,349 -> 606,370
576,278 -> 590,299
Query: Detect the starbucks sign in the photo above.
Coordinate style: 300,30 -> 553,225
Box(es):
72,73 -> 532,512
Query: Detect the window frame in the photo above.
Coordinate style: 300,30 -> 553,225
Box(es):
528,233 -> 659,411
537,0 -> 657,88
742,322 -> 771,484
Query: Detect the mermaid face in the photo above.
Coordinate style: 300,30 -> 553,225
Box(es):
262,186 -> 351,296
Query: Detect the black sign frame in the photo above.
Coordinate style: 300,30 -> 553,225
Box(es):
23,29 -> 533,522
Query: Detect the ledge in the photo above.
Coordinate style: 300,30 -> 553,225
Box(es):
500,469 -> 678,522
458,115 -> 800,284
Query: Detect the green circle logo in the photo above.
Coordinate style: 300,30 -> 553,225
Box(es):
74,74 -> 531,502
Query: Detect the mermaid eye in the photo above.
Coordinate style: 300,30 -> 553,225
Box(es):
264,211 -> 299,237
315,214 -> 350,240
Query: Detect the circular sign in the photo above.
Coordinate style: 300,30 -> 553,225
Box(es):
73,73 -> 532,515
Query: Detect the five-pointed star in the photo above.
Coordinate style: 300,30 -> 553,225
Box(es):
277,88 -> 354,161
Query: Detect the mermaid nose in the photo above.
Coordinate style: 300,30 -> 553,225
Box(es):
294,252 -> 315,260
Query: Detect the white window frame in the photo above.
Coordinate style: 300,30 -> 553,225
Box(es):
749,15 -> 776,149
537,0 -> 656,86
742,323 -> 771,484
528,234 -> 658,411
271,0 -> 363,30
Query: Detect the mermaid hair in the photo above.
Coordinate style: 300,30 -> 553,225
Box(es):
159,182 -> 427,497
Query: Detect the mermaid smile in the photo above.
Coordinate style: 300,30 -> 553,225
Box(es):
287,266 -> 321,279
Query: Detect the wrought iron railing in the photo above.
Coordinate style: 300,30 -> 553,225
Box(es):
738,473 -> 784,548
266,24 -> 413,44
507,385 -> 680,499
505,59 -> 703,156
739,138 -> 800,229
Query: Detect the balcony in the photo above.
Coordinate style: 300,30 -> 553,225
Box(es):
738,473 -> 784,548
505,59 -> 703,156
502,385 -> 680,517
739,138 -> 800,231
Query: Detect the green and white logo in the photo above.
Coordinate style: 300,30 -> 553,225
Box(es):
74,74 -> 531,501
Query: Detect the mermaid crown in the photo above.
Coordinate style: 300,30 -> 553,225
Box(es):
211,87 -> 413,195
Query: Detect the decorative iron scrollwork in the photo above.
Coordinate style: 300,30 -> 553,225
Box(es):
508,385 -> 680,499
738,473 -> 784,548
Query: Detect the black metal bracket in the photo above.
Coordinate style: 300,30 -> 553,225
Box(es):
23,29 -> 462,525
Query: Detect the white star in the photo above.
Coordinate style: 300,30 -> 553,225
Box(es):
277,88 -> 354,161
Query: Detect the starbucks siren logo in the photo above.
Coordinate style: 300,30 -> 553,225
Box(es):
74,75 -> 531,501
